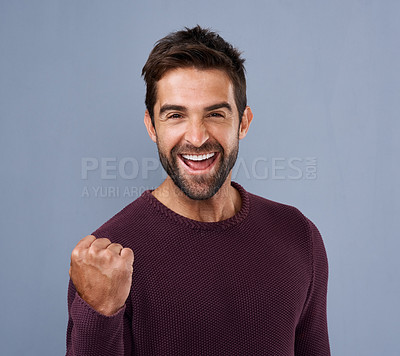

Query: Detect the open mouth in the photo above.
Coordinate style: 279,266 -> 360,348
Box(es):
179,152 -> 218,172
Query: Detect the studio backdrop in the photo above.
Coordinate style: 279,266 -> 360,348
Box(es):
0,1 -> 399,355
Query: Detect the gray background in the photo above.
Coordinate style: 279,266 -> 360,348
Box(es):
1,1 -> 399,355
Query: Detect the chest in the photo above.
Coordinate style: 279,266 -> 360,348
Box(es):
130,231 -> 311,330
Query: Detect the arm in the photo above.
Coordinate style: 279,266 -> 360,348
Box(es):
295,219 -> 331,356
66,235 -> 134,356
66,280 -> 133,356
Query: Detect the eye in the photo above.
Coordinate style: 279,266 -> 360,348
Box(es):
168,113 -> 183,119
208,112 -> 224,118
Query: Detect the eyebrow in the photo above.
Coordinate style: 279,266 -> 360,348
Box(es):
204,102 -> 233,113
159,102 -> 233,116
159,105 -> 186,116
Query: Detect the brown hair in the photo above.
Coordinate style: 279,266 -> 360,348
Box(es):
142,25 -> 247,125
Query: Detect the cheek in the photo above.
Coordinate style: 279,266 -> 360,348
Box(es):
210,126 -> 238,146
157,122 -> 190,145
156,130 -> 181,153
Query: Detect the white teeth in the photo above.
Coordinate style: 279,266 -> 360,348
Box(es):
182,152 -> 215,161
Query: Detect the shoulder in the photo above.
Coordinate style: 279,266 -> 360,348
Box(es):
246,188 -> 328,266
245,189 -> 325,251
247,190 -> 309,228
246,188 -> 329,277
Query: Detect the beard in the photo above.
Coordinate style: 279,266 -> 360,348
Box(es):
157,139 -> 239,200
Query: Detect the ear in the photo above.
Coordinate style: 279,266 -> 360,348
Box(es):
144,110 -> 157,143
238,106 -> 253,140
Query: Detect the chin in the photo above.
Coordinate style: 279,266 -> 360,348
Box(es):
173,174 -> 225,201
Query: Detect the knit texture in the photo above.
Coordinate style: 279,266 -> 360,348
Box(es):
66,182 -> 330,355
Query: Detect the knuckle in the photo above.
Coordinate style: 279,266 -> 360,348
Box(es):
97,238 -> 111,244
87,246 -> 99,258
107,243 -> 119,251
91,238 -> 111,251
71,247 -> 81,261
122,247 -> 133,254
122,247 -> 134,260
78,235 -> 95,246
92,248 -> 113,265
103,249 -> 114,261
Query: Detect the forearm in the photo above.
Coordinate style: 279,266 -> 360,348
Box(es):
66,280 -> 132,356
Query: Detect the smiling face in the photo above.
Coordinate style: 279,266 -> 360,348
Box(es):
144,67 -> 252,200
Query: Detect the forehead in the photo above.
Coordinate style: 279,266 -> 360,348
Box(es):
155,68 -> 235,109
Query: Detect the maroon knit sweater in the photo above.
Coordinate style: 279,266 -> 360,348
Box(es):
66,182 -> 330,355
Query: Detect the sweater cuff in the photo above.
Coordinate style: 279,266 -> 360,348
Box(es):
70,292 -> 126,354
72,292 -> 126,318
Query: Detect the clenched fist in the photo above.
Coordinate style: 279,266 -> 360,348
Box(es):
69,235 -> 134,316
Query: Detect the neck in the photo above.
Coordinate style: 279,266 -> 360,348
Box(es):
152,176 -> 241,222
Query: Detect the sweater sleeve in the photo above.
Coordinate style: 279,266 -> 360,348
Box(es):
294,218 -> 331,356
65,278 -> 133,356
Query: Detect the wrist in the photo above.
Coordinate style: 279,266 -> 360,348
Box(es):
78,291 -> 124,316
96,304 -> 125,316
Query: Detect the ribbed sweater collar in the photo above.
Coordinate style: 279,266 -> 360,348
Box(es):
141,181 -> 250,231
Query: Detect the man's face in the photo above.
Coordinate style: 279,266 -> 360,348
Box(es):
146,68 -> 245,200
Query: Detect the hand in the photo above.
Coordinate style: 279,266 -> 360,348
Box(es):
69,235 -> 134,316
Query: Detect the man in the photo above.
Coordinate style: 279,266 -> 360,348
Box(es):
67,26 -> 330,355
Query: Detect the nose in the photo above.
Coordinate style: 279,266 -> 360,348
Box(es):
184,117 -> 209,147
